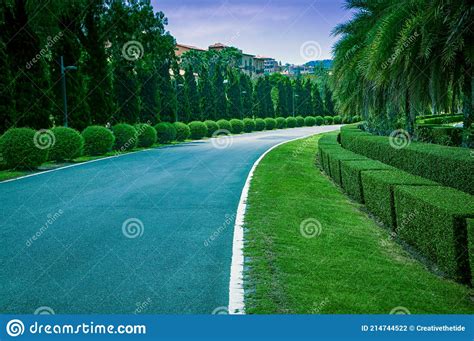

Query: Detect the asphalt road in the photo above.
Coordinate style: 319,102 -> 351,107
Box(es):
0,125 -> 340,314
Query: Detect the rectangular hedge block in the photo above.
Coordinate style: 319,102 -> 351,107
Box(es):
340,127 -> 474,195
394,186 -> 474,283
340,160 -> 394,203
326,149 -> 368,186
361,170 -> 437,229
468,219 -> 474,286
318,144 -> 341,174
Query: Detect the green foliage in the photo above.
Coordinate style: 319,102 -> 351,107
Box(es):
199,67 -> 215,120
326,146 -> 368,185
48,127 -> 84,161
154,122 -> 177,144
340,160 -> 394,203
82,126 -> 115,156
243,118 -> 256,133
188,121 -> 207,140
286,117 -> 297,128
295,116 -> 305,127
227,70 -> 243,119
361,170 -> 436,229
112,124 -> 137,151
315,116 -> 324,126
185,65 -> 200,121
276,117 -> 287,129
0,128 -> 48,169
312,84 -> 324,116
216,119 -> 232,133
204,120 -> 219,137
394,186 -> 474,283
173,122 -> 191,141
304,116 -> 316,126
230,119 -> 244,134
468,219 -> 474,286
351,115 -> 362,123
255,118 -> 266,131
324,116 -> 334,125
333,115 -> 342,124
340,127 -> 474,195
264,118 -> 277,130
135,123 -> 157,148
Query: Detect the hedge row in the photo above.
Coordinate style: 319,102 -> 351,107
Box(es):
1,115 -> 341,171
318,136 -> 474,285
340,125 -> 474,195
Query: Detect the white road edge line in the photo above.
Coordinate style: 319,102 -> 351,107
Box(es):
228,127 -> 339,314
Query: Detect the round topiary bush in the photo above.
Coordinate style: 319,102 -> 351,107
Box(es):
82,125 -> 115,156
352,115 -> 362,123
243,118 -> 256,133
286,117 -> 297,128
204,120 -> 219,137
230,119 -> 244,134
134,123 -> 157,148
112,123 -> 137,151
342,116 -> 351,124
216,119 -> 232,134
264,118 -> 277,130
315,116 -> 324,126
304,116 -> 316,126
295,116 -> 305,127
276,117 -> 287,129
48,127 -> 83,161
188,121 -> 208,139
0,128 -> 48,169
255,118 -> 265,131
324,116 -> 334,125
154,122 -> 177,144
333,115 -> 342,124
173,122 -> 190,141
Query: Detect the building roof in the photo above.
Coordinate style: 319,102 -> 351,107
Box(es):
176,43 -> 206,51
209,42 -> 228,49
254,55 -> 273,60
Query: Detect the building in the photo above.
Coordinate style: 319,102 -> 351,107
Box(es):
253,56 -> 267,76
175,43 -> 206,57
259,57 -> 278,74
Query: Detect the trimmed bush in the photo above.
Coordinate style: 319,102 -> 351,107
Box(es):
295,116 -> 305,127
204,120 -> 219,137
216,119 -> 232,133
340,159 -> 394,203
304,116 -> 316,126
243,118 -> 256,133
48,127 -> 83,161
255,118 -> 266,131
342,116 -> 351,124
327,147 -> 368,186
315,116 -> 324,126
188,121 -> 207,140
394,186 -> 474,283
276,117 -> 287,129
333,115 -> 342,124
468,219 -> 474,286
286,117 -> 297,128
112,124 -> 137,151
154,122 -> 177,144
324,116 -> 334,125
135,123 -> 157,148
317,134 -> 341,173
351,115 -> 362,123
361,170 -> 437,229
340,126 -> 474,195
230,119 -> 244,134
82,125 -> 115,156
173,122 -> 190,141
0,128 -> 48,169
264,118 -> 277,130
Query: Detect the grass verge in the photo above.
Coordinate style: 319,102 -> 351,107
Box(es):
243,133 -> 473,314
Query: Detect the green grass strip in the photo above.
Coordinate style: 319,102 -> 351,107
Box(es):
243,134 -> 473,314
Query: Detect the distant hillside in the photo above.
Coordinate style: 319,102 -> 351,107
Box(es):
305,59 -> 333,69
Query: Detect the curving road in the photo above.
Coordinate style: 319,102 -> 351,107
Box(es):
0,125 -> 339,314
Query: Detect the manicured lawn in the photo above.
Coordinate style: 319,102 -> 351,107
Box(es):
243,133 -> 474,314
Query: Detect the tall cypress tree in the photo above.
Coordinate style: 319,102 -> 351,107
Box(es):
199,66 -> 215,120
240,73 -> 253,118
312,84 -> 324,116
227,69 -> 242,119
184,65 -> 200,121
158,60 -> 177,122
263,76 -> 274,118
213,63 -> 227,119
276,80 -> 287,117
175,73 -> 188,122
302,79 -> 313,116
0,36 -> 13,133
324,84 -> 335,116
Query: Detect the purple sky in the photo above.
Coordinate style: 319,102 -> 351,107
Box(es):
151,0 -> 352,64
